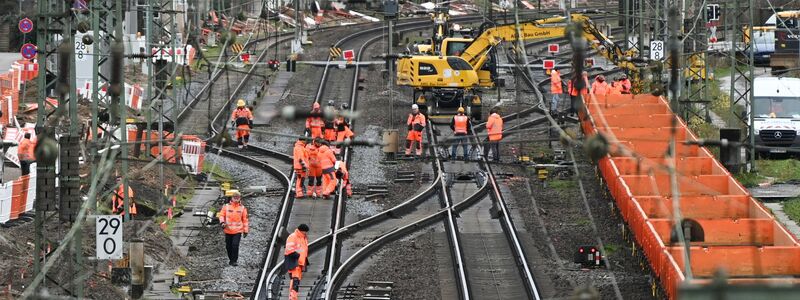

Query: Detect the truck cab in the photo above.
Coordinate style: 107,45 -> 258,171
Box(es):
752,77 -> 800,155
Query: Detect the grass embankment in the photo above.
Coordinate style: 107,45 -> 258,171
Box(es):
782,198 -> 800,225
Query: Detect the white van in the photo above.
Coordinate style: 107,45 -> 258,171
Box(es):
752,77 -> 800,154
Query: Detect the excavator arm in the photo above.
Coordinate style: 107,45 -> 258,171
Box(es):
460,22 -> 567,70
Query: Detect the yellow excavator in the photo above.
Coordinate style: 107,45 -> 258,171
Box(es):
397,13 -> 641,120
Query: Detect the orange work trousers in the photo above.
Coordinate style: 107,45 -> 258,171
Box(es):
288,267 -> 303,300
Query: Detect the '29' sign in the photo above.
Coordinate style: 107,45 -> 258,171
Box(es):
96,215 -> 123,260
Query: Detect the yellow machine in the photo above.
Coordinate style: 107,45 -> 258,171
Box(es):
397,14 -> 642,119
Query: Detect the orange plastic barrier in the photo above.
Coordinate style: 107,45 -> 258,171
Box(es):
581,94 -> 800,298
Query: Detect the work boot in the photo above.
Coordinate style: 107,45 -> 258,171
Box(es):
405,148 -> 412,156
312,191 -> 317,198
296,192 -> 304,199
229,261 -> 238,266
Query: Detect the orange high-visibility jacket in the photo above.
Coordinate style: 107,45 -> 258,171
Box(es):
452,115 -> 469,134
336,125 -> 354,142
18,138 -> 36,161
486,113 -> 503,141
305,143 -> 321,169
293,141 -> 307,170
610,82 -> 623,95
591,81 -> 610,95
567,78 -> 589,96
220,202 -> 249,235
318,145 -> 337,170
285,229 -> 309,267
619,78 -> 632,93
306,117 -> 324,136
407,113 -> 426,131
550,71 -> 563,94
231,108 -> 253,125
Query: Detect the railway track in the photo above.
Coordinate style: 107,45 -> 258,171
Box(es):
253,12 -> 567,300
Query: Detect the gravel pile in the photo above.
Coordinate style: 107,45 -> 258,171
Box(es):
348,125 -> 386,186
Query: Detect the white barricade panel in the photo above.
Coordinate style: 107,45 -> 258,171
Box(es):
25,163 -> 36,212
0,182 -> 13,223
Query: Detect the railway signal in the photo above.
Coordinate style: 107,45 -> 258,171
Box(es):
342,49 -> 355,62
547,43 -> 559,54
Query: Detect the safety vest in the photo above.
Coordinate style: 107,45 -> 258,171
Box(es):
407,113 -> 426,131
591,81 -> 610,95
318,145 -> 336,170
550,71 -> 563,94
453,115 -> 469,134
231,108 -> 253,126
285,229 -> 309,267
305,144 -> 321,168
486,113 -> 503,141
293,141 -> 307,170
18,138 -> 36,161
220,202 -> 249,235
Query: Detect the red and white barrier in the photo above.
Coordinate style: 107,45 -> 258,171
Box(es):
180,139 -> 206,175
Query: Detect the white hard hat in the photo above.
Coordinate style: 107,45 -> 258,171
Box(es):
411,104 -> 419,110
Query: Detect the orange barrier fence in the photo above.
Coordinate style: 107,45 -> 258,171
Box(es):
1,165 -> 36,224
580,93 -> 800,298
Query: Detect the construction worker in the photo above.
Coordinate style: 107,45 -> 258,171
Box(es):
285,224 -> 310,300
550,69 -> 563,113
567,72 -> 590,116
219,190 -> 248,266
405,104 -> 426,157
318,140 -> 338,199
323,100 -> 337,143
484,107 -> 503,162
334,113 -> 354,155
305,139 -> 323,198
230,99 -> 254,148
334,160 -> 352,197
450,107 -> 472,161
619,73 -> 632,94
610,77 -> 623,95
305,102 -> 324,139
293,138 -> 308,198
112,177 -> 137,216
18,133 -> 36,175
591,75 -> 610,95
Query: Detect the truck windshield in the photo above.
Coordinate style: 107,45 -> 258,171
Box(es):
754,97 -> 800,118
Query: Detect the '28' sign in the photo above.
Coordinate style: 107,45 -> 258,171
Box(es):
75,40 -> 88,61
96,215 -> 123,260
